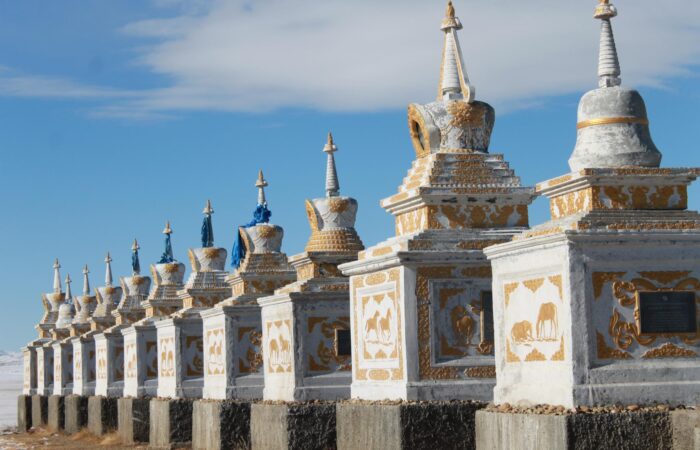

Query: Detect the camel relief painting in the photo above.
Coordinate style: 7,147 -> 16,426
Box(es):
504,275 -> 566,363
266,320 -> 293,373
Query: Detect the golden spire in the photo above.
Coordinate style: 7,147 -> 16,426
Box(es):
446,1 -> 455,19
438,0 -> 474,102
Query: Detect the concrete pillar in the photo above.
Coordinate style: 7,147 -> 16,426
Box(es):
336,401 -> 484,450
192,400 -> 251,450
64,394 -> 88,434
118,397 -> 150,445
251,402 -> 336,450
87,395 -> 118,436
149,398 -> 193,449
17,395 -> 32,432
47,395 -> 65,431
30,394 -> 47,428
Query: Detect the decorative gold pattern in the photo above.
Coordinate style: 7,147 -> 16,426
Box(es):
577,116 -> 649,129
524,348 -> 546,361
596,331 -> 632,359
642,343 -> 698,359
447,101 -> 487,128
464,366 -> 496,378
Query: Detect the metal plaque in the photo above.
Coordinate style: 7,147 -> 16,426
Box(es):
335,329 -> 352,357
480,291 -> 494,344
637,290 -> 697,335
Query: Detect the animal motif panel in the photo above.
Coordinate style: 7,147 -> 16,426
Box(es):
23,353 -> 31,390
159,337 -> 176,378
352,268 -> 404,382
306,316 -> 352,374
593,270 -> 700,360
73,347 -> 82,382
205,328 -> 225,376
504,275 -> 566,363
114,345 -> 124,381
183,335 -> 203,378
125,343 -> 137,380
266,320 -> 293,373
238,326 -> 263,374
54,353 -> 62,387
96,345 -> 108,380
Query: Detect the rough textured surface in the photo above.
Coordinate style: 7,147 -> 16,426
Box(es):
251,403 -> 338,450
337,401 -> 483,450
64,395 -> 88,434
476,410 -> 679,450
47,395 -> 65,431
30,395 -> 47,428
670,409 -> 700,450
118,397 -> 150,444
87,396 -> 117,436
192,400 -> 251,450
17,395 -> 31,432
149,398 -> 193,449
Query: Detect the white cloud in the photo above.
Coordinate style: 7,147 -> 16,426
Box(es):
2,0 -> 700,117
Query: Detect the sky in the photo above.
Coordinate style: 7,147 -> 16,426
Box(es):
1,0 -> 699,351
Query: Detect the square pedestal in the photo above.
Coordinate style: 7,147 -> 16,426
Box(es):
22,347 -> 37,395
336,401 -> 485,450
47,395 -> 64,431
64,394 -> 88,434
71,336 -> 95,396
156,317 -> 205,399
52,341 -> 73,396
94,331 -> 124,397
474,409 -> 697,450
149,398 -> 193,449
251,402 -> 336,450
87,395 -> 118,436
487,232 -> 700,408
192,400 -> 251,450
31,394 -> 47,428
36,346 -> 54,396
118,397 -> 150,444
202,305 -> 264,400
122,324 -> 158,398
17,395 -> 31,431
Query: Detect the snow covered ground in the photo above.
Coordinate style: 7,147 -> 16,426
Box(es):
0,351 -> 23,429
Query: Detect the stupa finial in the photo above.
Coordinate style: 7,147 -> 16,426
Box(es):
132,239 -> 141,275
256,170 -> 268,206
52,258 -> 62,293
159,221 -> 175,263
594,0 -> 621,88
438,0 -> 474,102
82,264 -> 90,296
323,132 -> 340,197
104,252 -> 113,287
201,199 -> 215,248
65,274 -> 72,303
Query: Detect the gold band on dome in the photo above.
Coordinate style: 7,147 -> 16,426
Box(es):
577,117 -> 649,129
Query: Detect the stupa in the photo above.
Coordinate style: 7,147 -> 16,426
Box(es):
51,274 -> 75,395
155,201 -> 229,399
485,0 -> 700,408
68,266 -> 96,395
122,225 -> 186,398
338,1 -> 535,401
36,260 -> 66,396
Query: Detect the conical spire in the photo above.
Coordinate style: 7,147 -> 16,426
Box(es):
52,258 -> 62,293
323,132 -> 340,197
132,239 -> 141,275
104,252 -> 113,287
201,200 -> 215,248
594,0 -> 621,88
65,274 -> 72,303
159,221 -> 175,263
82,264 -> 90,296
438,1 -> 474,102
256,170 -> 268,206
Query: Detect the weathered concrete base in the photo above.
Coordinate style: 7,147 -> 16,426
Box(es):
17,395 -> 31,432
192,400 -> 251,450
251,402 -> 336,450
64,395 -> 88,434
87,396 -> 118,436
31,395 -> 47,428
336,401 -> 485,450
149,398 -> 193,449
47,395 -> 65,431
475,409 -> 700,450
118,397 -> 150,445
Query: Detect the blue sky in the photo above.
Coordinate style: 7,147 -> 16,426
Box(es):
1,0 -> 699,351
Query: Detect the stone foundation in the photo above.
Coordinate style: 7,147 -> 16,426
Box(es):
64,395 -> 88,434
47,395 -> 65,431
251,402 -> 336,450
192,400 -> 251,450
149,398 -> 193,449
336,401 -> 485,450
17,395 -> 31,432
118,397 -> 150,445
31,395 -> 47,428
87,396 -> 117,436
475,408 -> 700,450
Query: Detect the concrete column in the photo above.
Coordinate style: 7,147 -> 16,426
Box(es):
192,400 -> 251,450
87,396 -> 118,436
149,398 -> 193,449
64,394 -> 88,434
17,395 -> 32,432
47,395 -> 65,431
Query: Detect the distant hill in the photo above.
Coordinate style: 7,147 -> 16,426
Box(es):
0,351 -> 22,373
